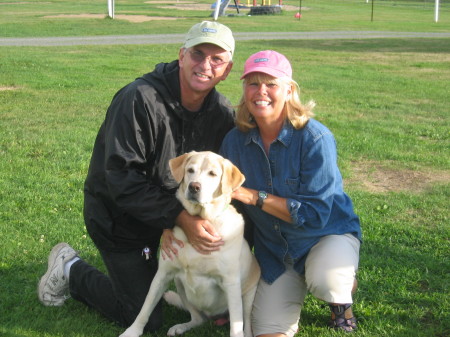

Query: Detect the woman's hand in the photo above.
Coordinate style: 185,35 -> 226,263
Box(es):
231,186 -> 257,206
160,229 -> 184,260
232,186 -> 292,223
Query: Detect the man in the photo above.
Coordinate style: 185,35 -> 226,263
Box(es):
38,21 -> 235,332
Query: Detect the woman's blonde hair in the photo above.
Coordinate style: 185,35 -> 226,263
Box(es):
235,73 -> 315,132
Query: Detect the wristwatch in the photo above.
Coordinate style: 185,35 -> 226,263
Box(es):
256,191 -> 268,208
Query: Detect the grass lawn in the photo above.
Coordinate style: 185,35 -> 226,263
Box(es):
1,0 -> 450,37
0,1 -> 449,336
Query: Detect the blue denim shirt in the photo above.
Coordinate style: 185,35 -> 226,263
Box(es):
220,119 -> 362,284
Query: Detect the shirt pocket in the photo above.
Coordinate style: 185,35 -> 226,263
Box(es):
285,177 -> 300,195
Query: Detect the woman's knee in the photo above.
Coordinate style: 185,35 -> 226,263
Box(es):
306,267 -> 355,303
304,234 -> 359,303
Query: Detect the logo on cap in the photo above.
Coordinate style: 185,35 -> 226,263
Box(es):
202,28 -> 217,33
254,58 -> 269,63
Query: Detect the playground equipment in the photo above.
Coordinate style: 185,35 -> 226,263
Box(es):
247,0 -> 282,5
108,0 -> 115,18
249,4 -> 282,15
212,0 -> 283,19
212,0 -> 234,19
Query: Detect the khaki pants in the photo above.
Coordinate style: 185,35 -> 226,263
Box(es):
251,234 -> 360,337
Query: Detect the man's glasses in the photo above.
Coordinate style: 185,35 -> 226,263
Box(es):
188,50 -> 229,69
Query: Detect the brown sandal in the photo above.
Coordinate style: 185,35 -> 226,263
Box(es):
329,304 -> 357,332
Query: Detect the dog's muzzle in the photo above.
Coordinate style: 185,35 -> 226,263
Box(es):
187,182 -> 201,201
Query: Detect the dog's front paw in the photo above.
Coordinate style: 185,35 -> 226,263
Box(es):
230,332 -> 244,337
119,326 -> 142,337
167,323 -> 189,336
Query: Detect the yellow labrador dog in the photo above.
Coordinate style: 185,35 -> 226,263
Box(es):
119,151 -> 260,337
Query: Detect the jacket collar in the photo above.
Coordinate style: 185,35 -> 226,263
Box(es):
139,60 -> 218,121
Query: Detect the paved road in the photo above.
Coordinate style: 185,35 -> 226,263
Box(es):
1,31 -> 450,46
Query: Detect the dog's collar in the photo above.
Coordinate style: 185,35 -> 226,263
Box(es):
210,203 -> 230,221
199,204 -> 230,221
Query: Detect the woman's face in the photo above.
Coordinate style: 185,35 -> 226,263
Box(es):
244,73 -> 291,124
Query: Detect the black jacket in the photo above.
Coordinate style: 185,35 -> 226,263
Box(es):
83,60 -> 235,251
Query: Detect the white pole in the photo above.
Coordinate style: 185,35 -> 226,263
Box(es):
108,0 -> 115,19
213,0 -> 221,20
434,0 -> 439,23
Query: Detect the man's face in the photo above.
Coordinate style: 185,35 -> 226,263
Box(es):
178,43 -> 233,96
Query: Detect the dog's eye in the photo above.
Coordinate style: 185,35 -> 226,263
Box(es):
187,168 -> 195,174
208,171 -> 217,177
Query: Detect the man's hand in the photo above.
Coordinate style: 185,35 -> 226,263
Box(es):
175,210 -> 224,254
160,229 -> 184,260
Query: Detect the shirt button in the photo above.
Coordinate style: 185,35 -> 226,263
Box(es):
274,225 -> 279,230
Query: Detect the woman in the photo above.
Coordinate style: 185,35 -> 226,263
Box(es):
220,50 -> 362,336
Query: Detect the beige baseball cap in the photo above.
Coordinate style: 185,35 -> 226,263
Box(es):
184,21 -> 235,57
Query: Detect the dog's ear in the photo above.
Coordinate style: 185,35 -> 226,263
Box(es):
169,152 -> 196,183
221,158 -> 245,195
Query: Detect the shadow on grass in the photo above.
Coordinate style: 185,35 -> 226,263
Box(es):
0,259 -> 231,337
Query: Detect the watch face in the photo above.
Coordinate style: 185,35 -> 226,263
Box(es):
258,191 -> 267,199
257,191 -> 267,208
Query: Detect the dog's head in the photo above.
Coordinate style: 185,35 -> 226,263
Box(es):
169,151 -> 245,205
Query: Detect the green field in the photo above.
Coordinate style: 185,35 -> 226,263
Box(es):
1,0 -> 450,37
0,1 -> 449,336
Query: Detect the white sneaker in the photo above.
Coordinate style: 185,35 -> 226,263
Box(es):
38,243 -> 78,306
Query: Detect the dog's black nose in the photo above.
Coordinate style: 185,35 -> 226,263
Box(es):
188,182 -> 201,194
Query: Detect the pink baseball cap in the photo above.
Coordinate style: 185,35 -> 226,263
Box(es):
240,50 -> 292,80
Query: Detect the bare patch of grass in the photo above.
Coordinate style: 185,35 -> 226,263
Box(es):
0,1 -> 51,4
156,2 -> 299,11
40,1 -> 302,23
144,0 -> 196,3
43,14 -> 178,22
0,86 -> 20,91
346,161 -> 450,193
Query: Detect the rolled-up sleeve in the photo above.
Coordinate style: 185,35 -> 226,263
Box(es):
287,198 -> 302,224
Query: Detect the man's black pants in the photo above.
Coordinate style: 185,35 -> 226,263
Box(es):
69,246 -> 163,331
